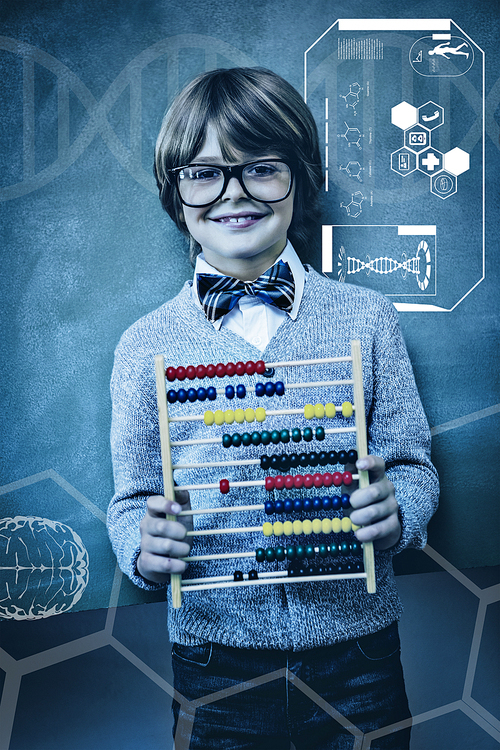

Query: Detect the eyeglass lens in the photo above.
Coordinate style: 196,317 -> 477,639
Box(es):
177,162 -> 291,206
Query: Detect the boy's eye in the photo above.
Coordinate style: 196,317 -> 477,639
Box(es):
246,162 -> 279,177
181,167 -> 221,182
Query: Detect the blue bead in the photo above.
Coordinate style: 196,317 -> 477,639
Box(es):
293,498 -> 303,512
332,496 -> 341,511
167,389 -> 177,403
341,494 -> 351,509
289,454 -> 300,468
265,382 -> 275,397
265,500 -> 275,515
274,499 -> 284,514
302,498 -> 313,513
322,496 -> 332,511
284,498 -> 294,513
236,384 -> 246,399
275,381 -> 285,396
271,455 -> 281,469
260,455 -> 271,470
279,455 -> 290,471
177,388 -> 188,403
187,388 -> 197,402
207,386 -> 217,400
313,497 -> 322,512
255,382 -> 265,397
197,387 -> 207,401
309,452 -> 319,467
225,385 -> 235,399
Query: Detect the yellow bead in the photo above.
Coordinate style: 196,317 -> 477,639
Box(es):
283,521 -> 294,536
273,521 -> 284,537
331,517 -> 342,534
293,520 -> 303,535
342,401 -> 353,418
263,522 -> 273,537
314,403 -> 325,419
204,410 -> 214,426
341,517 -> 352,533
322,518 -> 332,534
302,519 -> 313,535
255,407 -> 266,423
312,518 -> 323,534
352,522 -> 360,532
234,409 -> 245,423
245,408 -> 255,423
304,404 -> 315,419
214,409 -> 225,425
224,409 -> 234,424
325,403 -> 336,418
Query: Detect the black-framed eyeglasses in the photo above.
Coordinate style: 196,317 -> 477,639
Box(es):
167,159 -> 293,208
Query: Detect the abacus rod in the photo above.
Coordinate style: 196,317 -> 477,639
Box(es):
173,459 -> 258,470
170,425 -> 358,446
174,474 -> 359,492
351,340 -> 376,595
264,356 -> 352,368
168,405 -> 356,423
184,570 -> 366,584
179,503 -> 265,516
154,354 -> 182,608
186,525 -> 262,537
181,572 -> 367,591
182,544 -> 365,562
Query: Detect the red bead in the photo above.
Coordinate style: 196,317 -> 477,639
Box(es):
274,475 -> 285,490
245,361 -> 256,375
176,366 -> 186,381
293,475 -> 304,489
185,365 -> 197,380
255,360 -> 266,374
323,472 -> 333,487
220,479 -> 230,494
225,362 -> 236,377
235,361 -> 246,376
206,364 -> 216,378
196,364 -> 207,379
284,474 -> 295,489
332,472 -> 343,487
265,476 -> 275,491
313,473 -> 324,488
166,367 -> 177,382
215,363 -> 226,378
303,474 -> 314,489
342,471 -> 353,486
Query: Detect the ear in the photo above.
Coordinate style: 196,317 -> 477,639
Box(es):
178,210 -> 185,224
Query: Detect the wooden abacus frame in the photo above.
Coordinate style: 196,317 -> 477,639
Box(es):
154,340 -> 375,609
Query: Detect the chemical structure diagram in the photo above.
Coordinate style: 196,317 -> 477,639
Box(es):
337,240 -> 432,290
340,191 -> 366,218
390,100 -> 470,199
339,160 -> 364,182
338,121 -> 364,150
339,81 -> 362,115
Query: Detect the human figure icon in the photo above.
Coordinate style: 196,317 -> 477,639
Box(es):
428,42 -> 469,59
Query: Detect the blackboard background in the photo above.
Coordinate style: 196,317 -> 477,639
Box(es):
0,0 -> 499,616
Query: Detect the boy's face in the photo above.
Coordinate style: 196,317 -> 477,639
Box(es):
180,125 -> 295,281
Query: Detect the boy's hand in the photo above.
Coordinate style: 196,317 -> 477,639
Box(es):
137,490 -> 193,584
349,455 -> 401,550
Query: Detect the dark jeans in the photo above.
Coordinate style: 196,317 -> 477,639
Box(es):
171,622 -> 411,749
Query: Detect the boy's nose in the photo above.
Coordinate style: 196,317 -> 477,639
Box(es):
221,175 -> 246,201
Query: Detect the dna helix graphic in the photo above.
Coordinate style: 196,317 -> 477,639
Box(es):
338,240 -> 432,291
0,35 -> 255,201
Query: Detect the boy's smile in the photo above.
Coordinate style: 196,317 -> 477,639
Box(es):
181,126 -> 295,281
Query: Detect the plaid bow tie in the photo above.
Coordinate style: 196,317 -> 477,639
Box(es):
197,260 -> 295,323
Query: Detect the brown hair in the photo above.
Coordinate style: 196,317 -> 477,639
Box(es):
154,67 -> 323,264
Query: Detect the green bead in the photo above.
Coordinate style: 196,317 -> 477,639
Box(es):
291,428 -> 302,443
341,541 -> 349,555
261,430 -> 271,445
330,542 -> 339,557
255,547 -> 265,563
231,433 -> 242,447
286,545 -> 296,560
222,434 -> 232,448
296,545 -> 305,560
315,426 -> 325,441
275,545 -> 286,562
241,432 -> 252,446
271,430 -> 281,444
280,429 -> 290,444
265,547 -> 276,562
318,543 -> 328,558
305,545 -> 315,559
251,431 -> 261,446
303,427 -> 313,442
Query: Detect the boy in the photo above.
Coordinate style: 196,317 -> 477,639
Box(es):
108,67 -> 439,749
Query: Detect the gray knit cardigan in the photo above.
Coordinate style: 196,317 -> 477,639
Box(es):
108,266 -> 439,651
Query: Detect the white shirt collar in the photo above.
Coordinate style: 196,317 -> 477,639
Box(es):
192,241 -> 305,325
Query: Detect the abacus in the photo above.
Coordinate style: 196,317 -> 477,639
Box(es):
154,341 -> 375,609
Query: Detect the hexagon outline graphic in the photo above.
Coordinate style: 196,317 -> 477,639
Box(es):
391,101 -> 418,130
444,147 -> 470,176
418,100 -> 445,131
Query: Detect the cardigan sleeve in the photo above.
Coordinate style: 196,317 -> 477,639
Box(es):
365,296 -> 439,555
106,329 -> 167,590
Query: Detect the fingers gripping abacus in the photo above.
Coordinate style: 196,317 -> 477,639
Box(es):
154,341 -> 376,609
